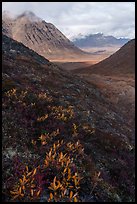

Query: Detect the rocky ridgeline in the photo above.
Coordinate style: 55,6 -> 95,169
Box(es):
2,34 -> 49,65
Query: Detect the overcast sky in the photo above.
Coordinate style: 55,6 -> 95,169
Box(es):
2,2 -> 135,40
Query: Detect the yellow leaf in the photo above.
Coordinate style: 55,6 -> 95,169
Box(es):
23,175 -> 26,182
63,153 -> 67,158
74,197 -> 78,202
74,178 -> 78,186
27,171 -> 32,177
32,168 -> 37,176
19,179 -> 22,183
49,150 -> 52,157
48,186 -> 54,191
70,191 -> 73,199
63,168 -> 67,173
31,189 -> 34,196
50,192 -> 53,199
31,178 -> 35,183
68,168 -> 71,176
10,191 -> 18,195
53,176 -> 56,188
38,135 -> 45,141
60,152 -> 63,160
19,187 -> 22,194
31,140 -> 36,145
66,160 -> 70,166
26,165 -> 29,172
68,175 -> 71,180
44,160 -> 49,167
56,181 -> 62,189
37,190 -> 41,196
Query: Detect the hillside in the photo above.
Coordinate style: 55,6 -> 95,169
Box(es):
2,34 -> 49,65
73,39 -> 135,76
71,39 -> 135,138
2,34 -> 135,202
2,11 -> 91,61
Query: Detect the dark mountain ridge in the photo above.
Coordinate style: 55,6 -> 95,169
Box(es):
74,39 -> 135,76
2,34 -> 49,65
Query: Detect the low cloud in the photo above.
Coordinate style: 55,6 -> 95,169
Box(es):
2,2 -> 135,39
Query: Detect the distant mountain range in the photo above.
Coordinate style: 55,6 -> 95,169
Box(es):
2,11 -> 90,61
3,11 -> 131,61
72,33 -> 130,48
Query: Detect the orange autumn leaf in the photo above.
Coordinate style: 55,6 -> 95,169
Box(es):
70,191 -> 73,199
50,192 -> 53,199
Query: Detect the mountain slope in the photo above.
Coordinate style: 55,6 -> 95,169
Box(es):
74,39 -> 135,76
2,11 -> 14,38
2,34 -> 49,65
2,11 -> 91,61
72,39 -> 135,131
2,35 -> 135,202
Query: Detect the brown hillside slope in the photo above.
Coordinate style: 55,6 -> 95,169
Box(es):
72,40 -> 135,124
2,35 -> 135,202
74,39 -> 135,76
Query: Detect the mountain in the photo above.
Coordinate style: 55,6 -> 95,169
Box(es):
2,11 -> 91,61
72,33 -> 130,48
2,34 -> 49,65
73,39 -> 135,76
2,34 -> 135,202
2,11 -> 14,38
72,39 -> 135,129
